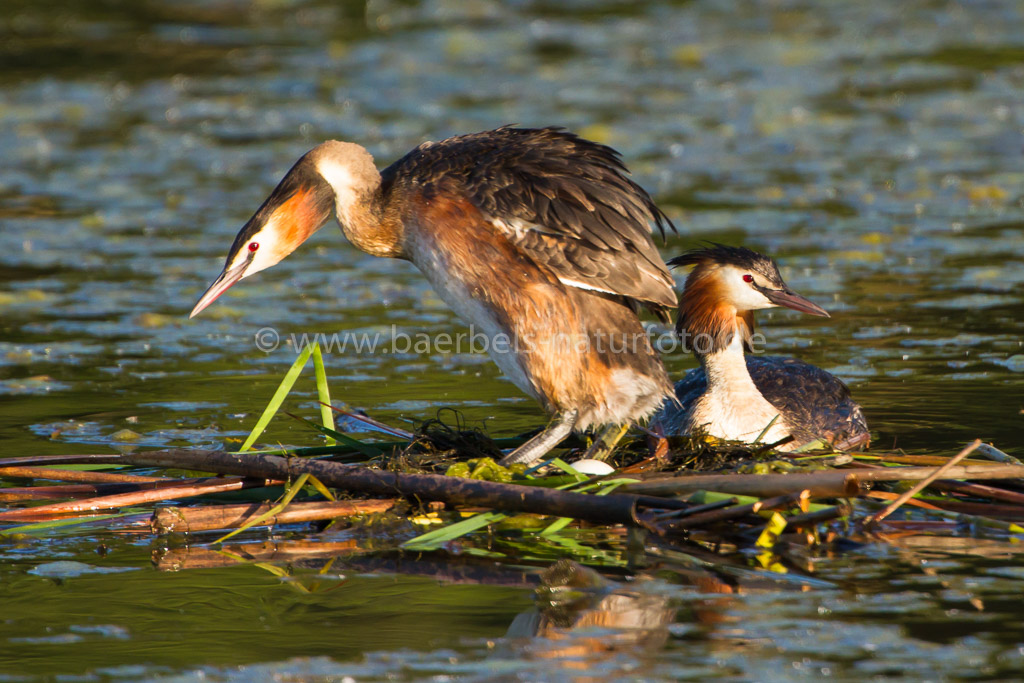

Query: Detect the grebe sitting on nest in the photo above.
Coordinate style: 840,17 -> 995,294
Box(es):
651,245 -> 869,450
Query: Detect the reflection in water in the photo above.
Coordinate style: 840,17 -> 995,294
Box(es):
507,560 -> 677,664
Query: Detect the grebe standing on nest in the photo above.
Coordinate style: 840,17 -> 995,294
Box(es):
189,126 -> 676,465
651,245 -> 869,450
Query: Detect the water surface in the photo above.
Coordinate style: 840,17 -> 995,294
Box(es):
1,0 -> 1023,679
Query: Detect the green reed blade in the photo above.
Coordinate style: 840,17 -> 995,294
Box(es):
311,344 -> 335,446
239,342 -> 318,453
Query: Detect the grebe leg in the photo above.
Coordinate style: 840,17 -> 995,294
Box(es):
581,423 -> 630,462
499,409 -> 579,466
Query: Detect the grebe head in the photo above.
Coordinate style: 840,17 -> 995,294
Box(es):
668,244 -> 829,349
189,141 -> 378,318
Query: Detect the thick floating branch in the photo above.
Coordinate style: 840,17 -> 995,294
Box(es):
0,477 -> 279,522
122,449 -> 652,526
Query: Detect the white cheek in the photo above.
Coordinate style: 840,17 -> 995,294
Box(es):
721,272 -> 774,310
242,248 -> 280,278
231,226 -> 284,279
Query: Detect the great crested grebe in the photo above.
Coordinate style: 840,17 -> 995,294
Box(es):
650,245 -> 869,450
189,126 -> 677,465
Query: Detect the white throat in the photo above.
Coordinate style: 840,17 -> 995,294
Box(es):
691,334 -> 790,445
315,158 -> 361,229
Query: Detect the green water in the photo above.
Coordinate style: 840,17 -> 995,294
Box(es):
2,0 -> 1023,679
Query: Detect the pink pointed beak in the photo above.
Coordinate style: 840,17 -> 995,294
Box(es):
189,260 -> 249,318
765,287 -> 830,318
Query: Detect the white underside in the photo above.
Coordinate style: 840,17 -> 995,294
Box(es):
407,233 -> 539,402
407,231 -> 669,431
578,368 -> 667,431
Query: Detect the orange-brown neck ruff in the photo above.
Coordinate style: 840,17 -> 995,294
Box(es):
265,186 -> 331,263
676,265 -> 755,356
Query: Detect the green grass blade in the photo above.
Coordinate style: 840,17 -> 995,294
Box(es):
540,479 -> 635,536
305,474 -> 336,502
687,489 -> 832,513
402,511 -> 507,551
792,438 -> 830,453
311,344 -> 335,447
548,458 -> 588,481
239,343 -> 317,452
540,516 -> 574,536
753,415 -> 780,444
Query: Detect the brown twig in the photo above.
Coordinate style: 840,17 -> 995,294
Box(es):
0,454 -> 136,468
863,490 -> 943,510
155,540 -> 365,571
650,497 -> 737,521
660,491 -> 809,532
0,483 -> 150,502
0,474 -> 275,503
806,453 -> 992,467
930,480 -> 1024,506
0,477 -> 279,522
0,466 -> 167,484
922,500 -> 1024,520
864,440 -> 982,525
783,503 -> 852,529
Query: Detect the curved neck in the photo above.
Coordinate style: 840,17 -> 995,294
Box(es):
315,155 -> 404,259
699,333 -> 760,396
333,185 -> 403,258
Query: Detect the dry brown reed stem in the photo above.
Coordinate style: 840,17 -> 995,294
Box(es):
650,497 -> 737,520
0,454 -> 134,468
863,490 -> 943,510
0,474 -> 269,503
151,498 -> 397,534
661,490 -> 809,532
625,461 -> 1024,498
0,484 -> 141,502
0,466 -> 167,484
783,503 -> 852,529
924,500 -> 1024,520
811,454 -> 992,467
930,480 -> 1024,505
865,440 -> 982,525
0,477 -> 280,522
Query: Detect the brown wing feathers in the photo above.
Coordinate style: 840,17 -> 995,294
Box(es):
383,126 -> 677,317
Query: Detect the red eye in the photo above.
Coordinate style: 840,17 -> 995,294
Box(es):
248,242 -> 259,252
743,274 -> 753,283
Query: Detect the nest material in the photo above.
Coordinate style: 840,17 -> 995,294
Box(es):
386,411 -> 503,473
